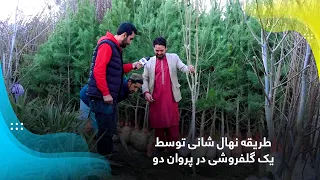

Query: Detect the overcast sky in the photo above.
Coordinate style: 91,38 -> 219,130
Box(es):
0,0 -> 229,22
0,0 -> 56,21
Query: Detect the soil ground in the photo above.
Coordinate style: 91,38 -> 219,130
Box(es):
93,139 -> 260,180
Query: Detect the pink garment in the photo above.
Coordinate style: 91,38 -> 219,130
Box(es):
149,56 -> 180,129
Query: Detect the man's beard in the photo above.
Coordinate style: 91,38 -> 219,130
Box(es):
156,54 -> 165,59
120,37 -> 128,48
120,42 -> 127,48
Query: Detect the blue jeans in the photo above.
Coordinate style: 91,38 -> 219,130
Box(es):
78,99 -> 98,131
88,97 -> 117,156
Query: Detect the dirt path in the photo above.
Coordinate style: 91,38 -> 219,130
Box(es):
104,141 -> 259,180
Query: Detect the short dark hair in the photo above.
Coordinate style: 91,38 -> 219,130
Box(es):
117,22 -> 138,36
153,37 -> 167,47
128,73 -> 143,84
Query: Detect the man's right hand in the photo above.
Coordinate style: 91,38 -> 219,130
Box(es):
132,61 -> 143,70
103,94 -> 113,104
145,92 -> 155,102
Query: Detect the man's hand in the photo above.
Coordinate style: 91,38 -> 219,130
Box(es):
145,92 -> 155,102
103,94 -> 113,104
132,61 -> 143,70
188,65 -> 195,73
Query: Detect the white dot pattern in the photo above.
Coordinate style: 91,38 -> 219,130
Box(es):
10,122 -> 24,131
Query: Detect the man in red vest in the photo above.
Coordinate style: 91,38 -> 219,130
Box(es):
86,22 -> 143,157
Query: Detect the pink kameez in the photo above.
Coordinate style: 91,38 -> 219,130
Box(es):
149,56 -> 180,144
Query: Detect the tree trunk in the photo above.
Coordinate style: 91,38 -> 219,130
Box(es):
221,110 -> 225,137
190,102 -> 196,140
236,98 -> 239,136
261,29 -> 275,141
283,43 -> 311,180
6,3 -> 18,85
2,54 -> 6,77
210,107 -> 217,139
200,110 -> 206,137
94,0 -> 112,23
135,95 -> 140,124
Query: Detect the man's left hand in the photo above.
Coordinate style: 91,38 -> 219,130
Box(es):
133,61 -> 143,70
188,65 -> 195,73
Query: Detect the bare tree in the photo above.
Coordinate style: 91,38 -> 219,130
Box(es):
242,2 -> 319,178
0,2 -> 56,89
93,0 -> 112,23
